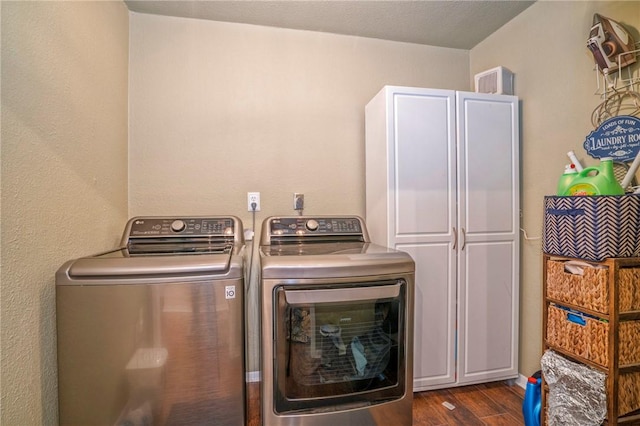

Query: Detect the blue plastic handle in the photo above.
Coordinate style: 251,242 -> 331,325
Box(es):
567,312 -> 586,326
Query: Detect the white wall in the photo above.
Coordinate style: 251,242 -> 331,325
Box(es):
0,2 -> 129,424
471,1 -> 640,377
128,12 -> 471,372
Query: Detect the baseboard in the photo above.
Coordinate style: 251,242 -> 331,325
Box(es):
246,370 -> 261,383
514,373 -> 528,390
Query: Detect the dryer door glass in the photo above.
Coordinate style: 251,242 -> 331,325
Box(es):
273,280 -> 407,414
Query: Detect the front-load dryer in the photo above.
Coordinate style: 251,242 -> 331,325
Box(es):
56,216 -> 246,426
259,215 -> 415,426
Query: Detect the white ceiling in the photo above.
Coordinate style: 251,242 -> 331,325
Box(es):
124,0 -> 535,50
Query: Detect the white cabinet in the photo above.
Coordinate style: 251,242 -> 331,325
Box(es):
365,86 -> 520,391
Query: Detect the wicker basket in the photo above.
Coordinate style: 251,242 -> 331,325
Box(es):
546,260 -> 640,314
546,304 -> 609,366
546,304 -> 640,368
619,267 -> 640,312
619,321 -> 640,366
546,260 -> 609,314
618,371 -> 640,416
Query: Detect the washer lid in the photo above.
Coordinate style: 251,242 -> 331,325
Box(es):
67,248 -> 233,278
260,243 -> 414,279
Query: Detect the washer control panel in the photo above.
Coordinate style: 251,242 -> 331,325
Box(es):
127,217 -> 235,238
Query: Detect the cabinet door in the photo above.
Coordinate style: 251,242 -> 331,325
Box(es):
388,88 -> 457,390
455,92 -> 519,384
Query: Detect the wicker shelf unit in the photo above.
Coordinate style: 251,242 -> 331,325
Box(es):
542,254 -> 640,425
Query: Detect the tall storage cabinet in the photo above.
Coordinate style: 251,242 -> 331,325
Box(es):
365,86 -> 520,391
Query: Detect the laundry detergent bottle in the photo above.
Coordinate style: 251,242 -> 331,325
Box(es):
563,157 -> 624,196
557,164 -> 578,195
522,371 -> 542,426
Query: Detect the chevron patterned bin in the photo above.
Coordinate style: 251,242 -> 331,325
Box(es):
543,195 -> 640,261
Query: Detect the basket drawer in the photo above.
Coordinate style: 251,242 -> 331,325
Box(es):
546,304 -> 640,368
619,267 -> 640,313
546,260 -> 640,314
618,371 -> 640,416
546,260 -> 609,314
543,351 -> 640,419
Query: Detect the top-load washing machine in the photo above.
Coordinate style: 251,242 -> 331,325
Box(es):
56,216 -> 246,426
259,215 -> 415,426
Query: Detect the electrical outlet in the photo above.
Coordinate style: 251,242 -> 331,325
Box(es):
294,193 -> 304,210
248,192 -> 260,211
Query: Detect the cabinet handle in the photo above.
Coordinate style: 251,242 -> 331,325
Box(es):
461,228 -> 466,251
452,227 -> 457,250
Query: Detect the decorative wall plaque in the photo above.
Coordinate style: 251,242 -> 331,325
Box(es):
584,115 -> 640,162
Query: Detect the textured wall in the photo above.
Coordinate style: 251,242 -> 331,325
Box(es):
128,12 -> 470,374
1,2 -> 129,424
6,2 -> 630,421
470,1 -> 640,378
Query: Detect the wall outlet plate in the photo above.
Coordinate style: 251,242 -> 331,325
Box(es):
248,192 -> 260,211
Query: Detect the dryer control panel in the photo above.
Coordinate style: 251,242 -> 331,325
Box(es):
261,216 -> 369,245
270,217 -> 361,235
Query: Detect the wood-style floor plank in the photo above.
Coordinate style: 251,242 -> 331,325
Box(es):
412,392 -> 449,426
246,380 -> 525,425
418,388 -> 486,426
477,381 -> 526,425
481,413 -> 524,425
445,384 -> 507,418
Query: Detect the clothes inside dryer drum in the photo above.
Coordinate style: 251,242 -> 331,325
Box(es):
286,301 -> 392,385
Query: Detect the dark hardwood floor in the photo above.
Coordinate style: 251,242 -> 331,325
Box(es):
247,380 -> 525,425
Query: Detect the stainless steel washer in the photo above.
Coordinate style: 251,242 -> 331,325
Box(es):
259,216 -> 415,426
56,216 -> 246,426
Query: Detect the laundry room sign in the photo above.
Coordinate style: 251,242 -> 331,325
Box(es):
584,115 -> 640,162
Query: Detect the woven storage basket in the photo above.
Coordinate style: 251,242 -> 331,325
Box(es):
546,260 -> 609,314
619,267 -> 640,312
547,304 -> 609,366
618,371 -> 640,416
546,305 -> 640,368
618,321 -> 640,366
546,260 -> 640,315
